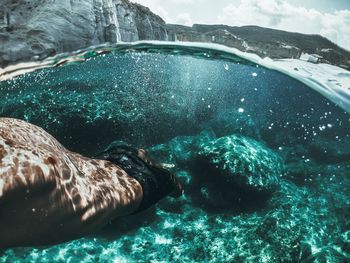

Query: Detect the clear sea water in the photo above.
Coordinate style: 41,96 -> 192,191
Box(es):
0,42 -> 349,262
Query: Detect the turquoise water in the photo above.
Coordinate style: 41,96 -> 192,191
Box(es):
0,43 -> 350,262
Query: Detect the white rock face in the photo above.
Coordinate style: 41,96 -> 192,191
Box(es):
0,0 -> 167,67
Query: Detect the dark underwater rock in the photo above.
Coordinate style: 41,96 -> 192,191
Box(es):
197,134 -> 283,191
189,134 -> 284,212
149,132 -> 284,212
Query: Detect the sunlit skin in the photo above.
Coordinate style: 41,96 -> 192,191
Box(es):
0,118 -> 182,248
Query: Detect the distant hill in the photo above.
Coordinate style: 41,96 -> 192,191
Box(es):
166,24 -> 350,70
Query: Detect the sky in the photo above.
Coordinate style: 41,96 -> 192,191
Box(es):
132,0 -> 350,50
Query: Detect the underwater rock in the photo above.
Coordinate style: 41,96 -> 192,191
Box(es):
255,181 -> 342,262
0,0 -> 167,67
267,173 -> 350,262
192,134 -> 284,211
149,133 -> 283,190
198,134 -> 283,192
149,132 -> 285,212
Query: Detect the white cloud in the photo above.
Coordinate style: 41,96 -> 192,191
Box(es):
174,13 -> 193,26
218,0 -> 350,50
169,0 -> 193,4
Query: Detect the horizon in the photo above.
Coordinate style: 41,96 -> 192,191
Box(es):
132,0 -> 350,50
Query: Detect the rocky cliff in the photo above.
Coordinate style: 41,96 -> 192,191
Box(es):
0,0 -> 167,67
